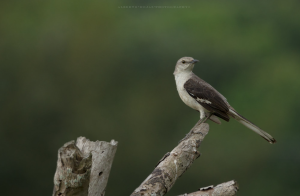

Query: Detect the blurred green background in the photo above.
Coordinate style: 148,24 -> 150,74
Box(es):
1,0 -> 300,195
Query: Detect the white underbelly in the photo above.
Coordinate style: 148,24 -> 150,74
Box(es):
179,88 -> 201,110
175,72 -> 207,114
177,86 -> 208,115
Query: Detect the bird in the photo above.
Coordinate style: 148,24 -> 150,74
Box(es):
174,57 -> 276,144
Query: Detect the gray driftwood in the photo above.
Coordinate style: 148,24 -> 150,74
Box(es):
53,137 -> 118,196
178,180 -> 239,196
131,120 -> 209,196
131,120 -> 238,196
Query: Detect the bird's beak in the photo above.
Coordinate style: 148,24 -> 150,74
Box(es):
191,59 -> 199,64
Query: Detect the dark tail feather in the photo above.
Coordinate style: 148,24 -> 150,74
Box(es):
229,109 -> 276,144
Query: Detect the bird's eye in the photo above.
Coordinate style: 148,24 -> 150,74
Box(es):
182,60 -> 186,64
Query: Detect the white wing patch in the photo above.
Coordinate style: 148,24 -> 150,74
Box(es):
196,97 -> 212,104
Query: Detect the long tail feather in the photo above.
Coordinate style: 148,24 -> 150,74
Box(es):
229,109 -> 276,144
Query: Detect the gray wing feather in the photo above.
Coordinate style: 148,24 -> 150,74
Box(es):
184,74 -> 230,121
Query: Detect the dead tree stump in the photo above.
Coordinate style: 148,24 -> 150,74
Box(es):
52,137 -> 118,196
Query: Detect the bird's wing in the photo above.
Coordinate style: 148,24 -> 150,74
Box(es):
184,75 -> 230,121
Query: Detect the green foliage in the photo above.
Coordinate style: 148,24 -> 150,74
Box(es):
1,0 -> 299,195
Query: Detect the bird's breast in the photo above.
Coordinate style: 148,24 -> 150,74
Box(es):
175,73 -> 202,111
178,87 -> 200,110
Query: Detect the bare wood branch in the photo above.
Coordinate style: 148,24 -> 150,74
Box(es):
53,137 -> 118,196
178,180 -> 239,196
131,120 -> 209,196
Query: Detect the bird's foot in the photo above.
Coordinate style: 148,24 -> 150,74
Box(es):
178,114 -> 212,144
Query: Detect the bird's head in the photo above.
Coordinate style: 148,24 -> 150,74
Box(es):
173,57 -> 199,75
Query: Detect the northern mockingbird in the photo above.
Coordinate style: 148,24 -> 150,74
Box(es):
174,57 -> 276,143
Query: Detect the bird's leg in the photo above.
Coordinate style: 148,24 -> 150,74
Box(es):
198,117 -> 206,124
199,113 -> 212,124
179,113 -> 212,144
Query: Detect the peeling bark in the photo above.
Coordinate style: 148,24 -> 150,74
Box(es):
53,137 -> 118,196
131,121 -> 209,196
178,180 -> 239,196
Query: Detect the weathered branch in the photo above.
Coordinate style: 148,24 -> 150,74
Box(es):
178,180 -> 239,196
131,120 -> 209,196
53,137 -> 118,196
